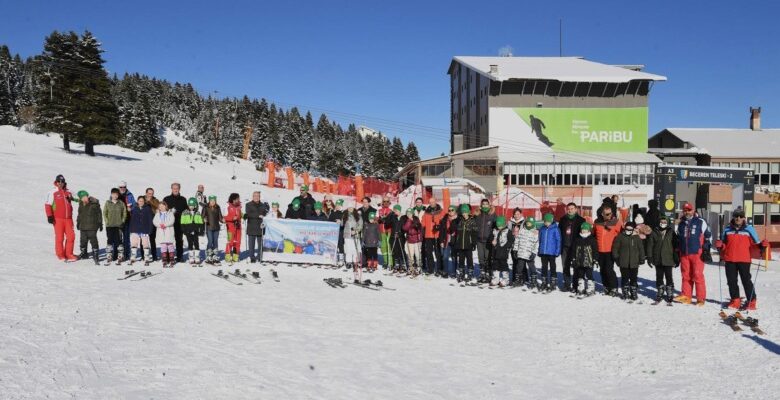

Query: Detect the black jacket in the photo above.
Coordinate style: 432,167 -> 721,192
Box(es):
244,201 -> 269,236
572,234 -> 598,269
450,216 -> 477,250
475,213 -> 495,243
293,194 -> 316,219
309,212 -> 328,221
357,206 -> 377,223
558,214 -> 586,248
285,205 -> 306,220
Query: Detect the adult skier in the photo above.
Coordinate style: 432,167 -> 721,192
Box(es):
44,174 -> 78,261
162,182 -> 188,262
76,190 -> 102,264
675,203 -> 711,306
718,210 -> 766,310
558,202 -> 585,291
244,191 -> 269,262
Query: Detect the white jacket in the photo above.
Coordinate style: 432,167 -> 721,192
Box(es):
153,210 -> 176,243
513,228 -> 538,260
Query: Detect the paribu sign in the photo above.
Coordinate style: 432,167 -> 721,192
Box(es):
513,107 -> 648,152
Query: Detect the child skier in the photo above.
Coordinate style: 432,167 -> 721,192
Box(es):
309,201 -> 328,221
202,195 -> 223,264
182,197 -> 205,266
362,211 -> 381,273
538,213 -> 561,291
224,193 -> 242,264
612,221 -> 646,301
103,188 -> 127,266
512,217 -> 539,289
153,201 -> 177,268
76,190 -> 102,265
572,222 -> 598,296
491,216 -> 514,287
403,208 -> 423,276
647,215 -> 679,305
386,204 -> 406,273
128,196 -> 154,265
450,204 -> 476,283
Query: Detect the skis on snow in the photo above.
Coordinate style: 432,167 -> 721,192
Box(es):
229,269 -> 260,284
211,270 -> 243,285
117,270 -> 143,280
270,269 -> 280,282
131,271 -> 163,281
719,310 -> 743,332
734,311 -> 766,335
324,277 -> 347,288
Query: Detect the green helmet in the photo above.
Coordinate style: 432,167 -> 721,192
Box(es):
314,201 -> 323,211
543,213 -> 554,223
460,204 -> 471,214
581,222 -> 592,231
406,208 -> 414,215
525,217 -> 536,229
393,204 -> 402,212
188,197 -> 198,207
77,190 -> 89,200
208,195 -> 217,202
292,198 -> 301,210
496,216 -> 506,228
335,199 -> 344,206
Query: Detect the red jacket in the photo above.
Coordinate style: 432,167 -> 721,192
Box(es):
224,203 -> 242,230
720,223 -> 761,263
45,186 -> 74,220
422,211 -> 445,240
594,217 -> 621,253
378,206 -> 392,234
403,217 -> 422,244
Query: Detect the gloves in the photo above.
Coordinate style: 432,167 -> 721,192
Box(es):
674,263 -> 680,269
648,263 -> 654,269
714,239 -> 724,250
260,222 -> 266,229
47,216 -> 54,224
242,214 -> 248,220
160,224 -> 166,229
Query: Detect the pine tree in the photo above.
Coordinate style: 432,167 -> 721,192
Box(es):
0,45 -> 17,125
405,142 -> 420,165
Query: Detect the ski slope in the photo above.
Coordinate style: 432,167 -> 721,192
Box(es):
0,126 -> 778,399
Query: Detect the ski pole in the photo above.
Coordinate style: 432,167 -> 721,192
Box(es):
744,257 -> 762,315
717,258 -> 724,310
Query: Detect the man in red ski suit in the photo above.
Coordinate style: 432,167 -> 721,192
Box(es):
44,174 -> 78,261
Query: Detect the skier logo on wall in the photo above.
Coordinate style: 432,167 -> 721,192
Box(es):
528,114 -> 554,147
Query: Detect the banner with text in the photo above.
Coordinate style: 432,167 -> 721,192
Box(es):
512,107 -> 648,152
262,219 -> 340,265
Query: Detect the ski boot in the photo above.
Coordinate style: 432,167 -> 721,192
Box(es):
79,247 -> 89,260
550,277 -> 557,292
586,280 -> 595,296
528,274 -> 538,291
631,285 -> 638,301
562,276 -> 571,292
490,271 -> 500,286
665,285 -> 674,305
621,286 -> 630,300
92,250 -> 100,266
104,246 -> 113,266
194,253 -> 202,267
143,250 -> 151,266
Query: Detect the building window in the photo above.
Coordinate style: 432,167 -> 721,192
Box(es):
464,159 -> 496,176
771,204 -> 780,225
754,203 -> 766,226
422,164 -> 449,176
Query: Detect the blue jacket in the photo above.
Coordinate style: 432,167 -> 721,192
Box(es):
538,222 -> 561,256
129,205 -> 154,234
677,216 -> 711,255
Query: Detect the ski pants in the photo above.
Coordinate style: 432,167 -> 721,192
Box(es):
725,262 -> 756,301
655,265 -> 674,287
476,241 -> 491,277
247,234 -> 262,261
423,238 -> 441,274
441,245 -> 454,277
574,266 -> 594,289
226,227 -> 242,256
206,229 -> 219,251
106,227 -> 123,259
122,222 -> 132,260
493,255 -> 509,272
53,218 -> 76,259
560,246 -> 574,278
598,252 -> 618,291
456,248 -> 474,279
620,267 -> 638,288
391,235 -> 405,268
185,232 -> 200,257
380,232 -> 392,268
514,257 -> 535,282
79,230 -> 99,254
174,222 -> 184,261
405,242 -> 422,269
680,253 -> 706,302
540,255 -> 557,281
148,227 -> 157,261
364,247 -> 378,266
344,237 -> 361,265
160,242 -> 175,256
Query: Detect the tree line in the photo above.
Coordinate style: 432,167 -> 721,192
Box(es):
0,31 -> 420,179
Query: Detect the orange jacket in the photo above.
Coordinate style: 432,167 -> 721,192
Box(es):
594,217 -> 621,253
422,210 -> 445,240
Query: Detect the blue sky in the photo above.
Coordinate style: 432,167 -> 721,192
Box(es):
2,0 -> 778,158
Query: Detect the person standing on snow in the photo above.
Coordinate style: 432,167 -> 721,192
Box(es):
202,195 -> 223,264
647,215 -> 679,305
292,185 -> 316,220
513,217 -> 539,288
558,202 -> 585,292
117,182 -> 136,261
538,213 -> 561,291
490,216 -> 514,287
44,174 -> 78,261
475,199 -> 496,282
181,197 -> 205,265
377,196 -> 394,270
594,206 -> 621,296
144,188 -> 160,261
224,193 -> 243,264
718,210 -> 767,310
162,182 -> 188,263
128,196 -> 155,265
675,203 -> 711,306
611,221 -> 646,301
244,191 -> 269,263
103,188 -> 127,264
76,190 -> 102,265
195,184 -> 207,209
572,222 -> 599,296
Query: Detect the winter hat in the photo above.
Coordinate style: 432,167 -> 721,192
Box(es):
292,198 -> 301,210
543,213 -> 554,223
496,216 -> 506,228
659,216 -> 669,223
448,206 -> 456,212
188,197 -> 198,207
336,199 -> 344,206
77,190 -> 89,199
581,222 -> 592,232
683,203 -> 694,211
393,204 -> 402,212
524,217 -> 536,229
208,195 -> 217,202
406,208 -> 414,215
314,201 -> 323,211
118,181 -> 127,188
460,204 -> 471,215
300,185 -> 309,192
272,201 -> 279,207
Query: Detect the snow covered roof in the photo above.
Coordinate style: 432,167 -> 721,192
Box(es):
661,128 -> 780,158
420,177 -> 486,192
450,56 -> 666,83
498,150 -> 661,164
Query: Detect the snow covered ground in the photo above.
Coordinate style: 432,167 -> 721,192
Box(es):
0,126 -> 778,399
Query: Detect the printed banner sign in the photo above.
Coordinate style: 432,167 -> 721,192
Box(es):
512,107 -> 648,152
262,219 -> 340,265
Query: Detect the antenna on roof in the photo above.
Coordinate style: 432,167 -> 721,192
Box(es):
559,19 -> 563,57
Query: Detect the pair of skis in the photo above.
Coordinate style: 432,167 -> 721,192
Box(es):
116,269 -> 162,281
719,310 -> 766,335
352,278 -> 395,291
324,277 -> 347,288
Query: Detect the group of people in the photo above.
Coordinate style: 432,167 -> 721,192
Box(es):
46,174 -> 766,310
